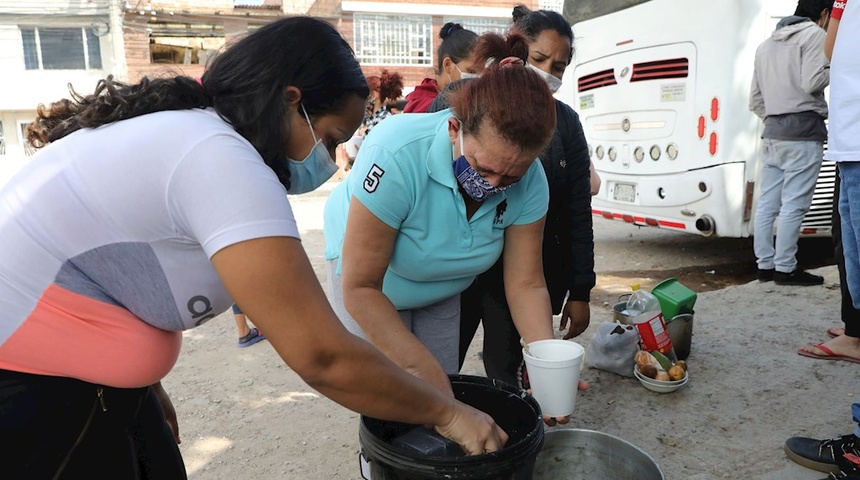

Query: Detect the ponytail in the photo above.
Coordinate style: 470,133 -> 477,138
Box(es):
26,75 -> 209,149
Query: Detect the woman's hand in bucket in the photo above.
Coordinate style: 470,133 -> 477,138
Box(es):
534,379 -> 589,427
435,399 -> 509,455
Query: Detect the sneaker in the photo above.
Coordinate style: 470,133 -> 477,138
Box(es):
785,434 -> 860,473
838,451 -> 860,475
238,327 -> 266,348
819,471 -> 860,480
774,269 -> 824,286
758,268 -> 775,282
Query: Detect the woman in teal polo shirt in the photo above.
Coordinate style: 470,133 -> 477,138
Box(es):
324,32 -> 561,396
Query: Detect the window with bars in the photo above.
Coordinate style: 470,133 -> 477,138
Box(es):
354,14 -> 432,65
443,17 -> 511,35
20,27 -> 102,70
538,0 -> 564,12
18,122 -> 36,157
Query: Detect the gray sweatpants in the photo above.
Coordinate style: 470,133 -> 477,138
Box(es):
326,260 -> 460,374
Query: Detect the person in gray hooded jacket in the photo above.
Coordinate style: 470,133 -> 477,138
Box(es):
749,0 -> 832,287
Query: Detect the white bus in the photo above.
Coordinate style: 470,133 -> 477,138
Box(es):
557,0 -> 835,237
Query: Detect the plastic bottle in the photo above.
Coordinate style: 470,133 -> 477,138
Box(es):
626,284 -> 677,362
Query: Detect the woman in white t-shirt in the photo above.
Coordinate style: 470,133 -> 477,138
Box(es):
0,16 -> 506,479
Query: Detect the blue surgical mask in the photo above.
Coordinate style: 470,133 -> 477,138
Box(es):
452,127 -> 513,201
286,103 -> 338,194
527,63 -> 563,93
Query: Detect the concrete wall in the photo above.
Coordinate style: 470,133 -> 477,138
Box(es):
0,3 -> 116,159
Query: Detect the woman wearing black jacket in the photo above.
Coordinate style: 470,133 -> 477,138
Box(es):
455,6 -> 596,388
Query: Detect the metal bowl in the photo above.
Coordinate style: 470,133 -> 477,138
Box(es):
533,429 -> 665,480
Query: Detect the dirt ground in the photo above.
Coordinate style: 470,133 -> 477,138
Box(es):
166,191 -> 858,480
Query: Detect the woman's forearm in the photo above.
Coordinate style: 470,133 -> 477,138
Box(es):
506,285 -> 555,343
343,286 -> 442,376
825,17 -> 840,60
296,325 -> 456,423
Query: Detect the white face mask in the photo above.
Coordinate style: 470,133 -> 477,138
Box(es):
285,104 -> 338,195
527,62 -> 563,93
456,64 -> 479,80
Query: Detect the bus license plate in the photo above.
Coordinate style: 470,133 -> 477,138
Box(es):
613,183 -> 636,203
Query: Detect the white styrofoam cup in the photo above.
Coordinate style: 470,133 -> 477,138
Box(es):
523,339 -> 584,417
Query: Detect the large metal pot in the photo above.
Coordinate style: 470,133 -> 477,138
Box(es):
533,429 -> 664,480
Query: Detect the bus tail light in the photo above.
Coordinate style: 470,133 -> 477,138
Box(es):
645,218 -> 659,227
622,215 -> 635,223
697,116 -> 706,139
709,132 -> 718,155
710,97 -> 720,121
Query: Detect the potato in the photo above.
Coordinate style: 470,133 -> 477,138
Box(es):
675,360 -> 688,372
639,364 -> 658,379
668,365 -> 685,381
655,371 -> 671,382
635,350 -> 654,369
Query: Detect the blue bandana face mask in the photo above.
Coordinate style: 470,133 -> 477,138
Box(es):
452,127 -> 514,201
285,104 -> 338,195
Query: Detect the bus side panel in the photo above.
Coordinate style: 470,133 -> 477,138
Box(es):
560,0 -> 830,238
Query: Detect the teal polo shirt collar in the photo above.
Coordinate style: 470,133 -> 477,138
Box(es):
425,114 -> 458,189
424,113 -> 508,217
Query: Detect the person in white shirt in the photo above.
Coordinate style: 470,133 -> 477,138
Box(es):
0,16 -> 506,479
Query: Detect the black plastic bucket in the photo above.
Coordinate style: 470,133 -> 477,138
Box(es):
359,374 -> 544,480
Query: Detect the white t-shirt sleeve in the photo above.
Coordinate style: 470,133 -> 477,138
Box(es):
166,133 -> 300,258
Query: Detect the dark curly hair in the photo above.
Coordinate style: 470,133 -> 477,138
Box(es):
794,0 -> 833,20
25,76 -> 207,149
367,70 -> 404,105
25,16 -> 369,189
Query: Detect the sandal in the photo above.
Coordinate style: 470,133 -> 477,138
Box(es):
798,343 -> 860,364
238,327 -> 266,348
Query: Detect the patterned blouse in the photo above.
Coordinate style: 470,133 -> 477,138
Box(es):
363,107 -> 393,136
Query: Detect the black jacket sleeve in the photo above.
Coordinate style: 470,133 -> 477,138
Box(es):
552,101 -> 595,303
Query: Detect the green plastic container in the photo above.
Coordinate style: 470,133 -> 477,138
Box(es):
650,278 -> 697,320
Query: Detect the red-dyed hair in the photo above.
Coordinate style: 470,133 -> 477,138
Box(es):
449,32 -> 555,154
366,70 -> 404,104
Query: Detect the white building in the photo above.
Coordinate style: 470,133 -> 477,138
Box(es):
0,0 -> 122,172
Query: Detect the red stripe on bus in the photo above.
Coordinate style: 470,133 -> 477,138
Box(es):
593,210 -> 686,230
658,220 -> 687,229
